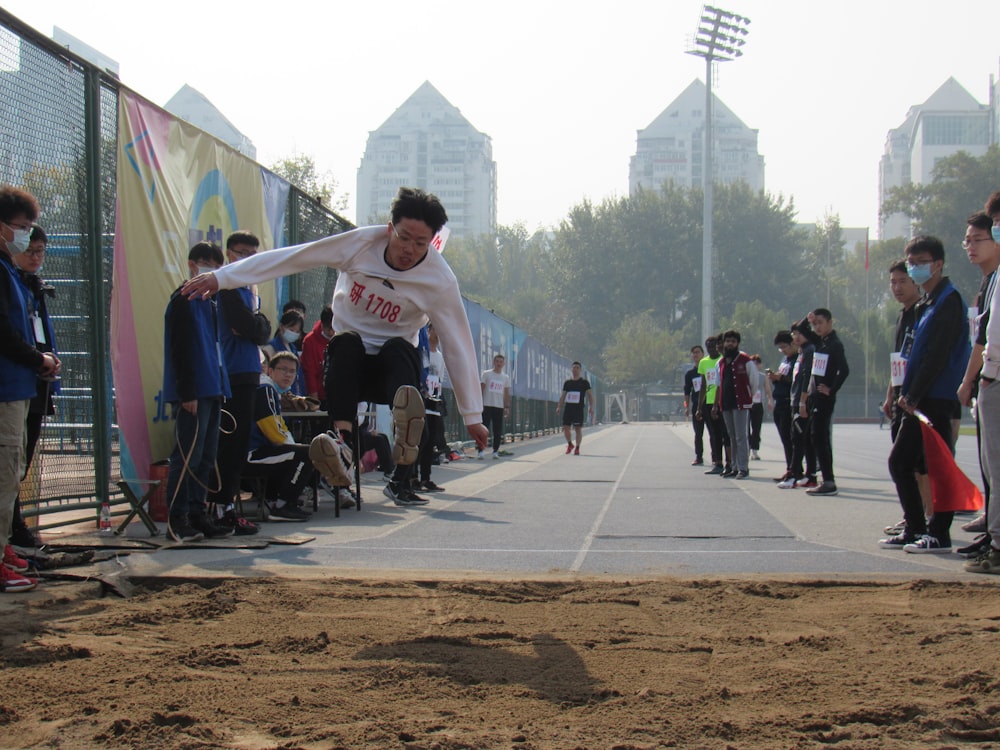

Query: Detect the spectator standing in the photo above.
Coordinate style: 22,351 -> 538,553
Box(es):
556,361 -> 595,455
683,345 -> 705,465
714,331 -> 757,479
480,354 -> 511,460
748,353 -> 765,461
696,336 -> 726,475
767,331 -> 797,483
301,305 -> 333,406
805,308 -> 850,496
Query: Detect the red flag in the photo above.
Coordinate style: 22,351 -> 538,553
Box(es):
916,412 -> 983,512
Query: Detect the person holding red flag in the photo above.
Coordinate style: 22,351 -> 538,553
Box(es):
879,236 -> 970,553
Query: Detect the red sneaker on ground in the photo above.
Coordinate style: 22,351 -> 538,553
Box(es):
3,544 -> 29,573
565,444 -> 573,454
574,446 -> 580,455
1,563 -> 37,592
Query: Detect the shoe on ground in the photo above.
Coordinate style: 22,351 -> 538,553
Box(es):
167,515 -> 205,543
883,519 -> 906,536
574,446 -> 581,455
420,480 -> 445,492
497,449 -> 514,456
336,487 -> 357,509
705,464 -> 724,475
0,564 -> 37,592
309,431 -> 353,487
268,503 -> 311,521
4,544 -> 30,573
957,534 -> 991,558
735,470 -> 750,480
188,512 -> 234,538
776,478 -> 798,489
383,482 -> 429,507
806,481 -> 838,496
391,385 -> 425,466
478,450 -> 485,459
773,471 -> 793,483
903,535 -> 951,554
692,458 -> 704,466
750,450 -> 760,461
8,525 -> 40,548
493,452 -> 499,459
219,510 -> 259,536
795,477 -> 818,489
964,546 -> 1000,573
447,451 -> 462,461
961,514 -> 987,533
721,469 -> 737,478
878,533 -> 916,549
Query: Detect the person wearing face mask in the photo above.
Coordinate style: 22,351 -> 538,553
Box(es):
262,310 -> 306,395
245,350 -> 348,518
161,242 -> 233,543
879,236 -> 968,554
8,224 -> 60,549
0,187 -> 59,593
300,305 -> 334,408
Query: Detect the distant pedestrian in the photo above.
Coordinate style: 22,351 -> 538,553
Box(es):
557,362 -> 595,455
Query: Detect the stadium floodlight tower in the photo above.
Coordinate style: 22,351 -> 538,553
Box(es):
686,5 -> 750,341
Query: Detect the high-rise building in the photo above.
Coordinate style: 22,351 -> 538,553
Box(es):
878,77 -> 992,240
356,81 -> 496,238
629,79 -> 764,196
163,84 -> 256,159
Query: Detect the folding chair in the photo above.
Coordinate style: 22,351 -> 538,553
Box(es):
115,479 -> 162,536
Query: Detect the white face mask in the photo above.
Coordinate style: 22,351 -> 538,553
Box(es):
7,228 -> 31,254
281,329 -> 300,344
196,265 -> 216,275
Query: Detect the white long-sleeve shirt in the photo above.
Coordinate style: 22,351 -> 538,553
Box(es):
212,225 -> 484,425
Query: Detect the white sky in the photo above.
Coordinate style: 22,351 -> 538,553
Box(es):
4,0 -> 998,233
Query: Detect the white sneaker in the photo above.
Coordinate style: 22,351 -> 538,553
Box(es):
492,452 -> 499,460
776,478 -> 797,489
751,450 -> 760,460
477,450 -> 484,460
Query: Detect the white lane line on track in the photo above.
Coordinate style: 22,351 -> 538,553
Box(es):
570,428 -> 643,572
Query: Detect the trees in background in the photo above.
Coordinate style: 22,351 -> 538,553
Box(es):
268,153 -> 350,213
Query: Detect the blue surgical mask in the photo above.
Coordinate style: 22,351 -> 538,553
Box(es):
992,226 -> 1000,244
907,262 -> 933,285
281,329 -> 299,344
274,381 -> 292,394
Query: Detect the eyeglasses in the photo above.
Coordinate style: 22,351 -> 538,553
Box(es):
3,220 -> 32,232
962,237 -> 994,249
392,225 -> 431,251
23,246 -> 45,257
271,366 -> 298,375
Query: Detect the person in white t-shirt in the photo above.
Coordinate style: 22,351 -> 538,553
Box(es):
182,187 -> 489,507
480,354 -> 511,459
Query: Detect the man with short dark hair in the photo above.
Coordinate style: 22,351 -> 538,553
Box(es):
880,236 -> 968,553
683,344 -> 705,465
805,308 -> 849,496
208,230 -> 273,535
0,186 -> 57,593
767,331 -> 797,483
480,354 -> 511,460
696,336 -> 727,474
713,330 -> 757,479
968,189 -> 1000,572
556,362 -> 595,455
183,188 -> 488,507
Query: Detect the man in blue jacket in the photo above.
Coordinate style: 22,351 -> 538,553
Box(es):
880,236 -> 969,553
0,187 -> 59,592
162,242 -> 233,542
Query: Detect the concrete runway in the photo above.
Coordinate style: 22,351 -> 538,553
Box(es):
120,421 -> 992,581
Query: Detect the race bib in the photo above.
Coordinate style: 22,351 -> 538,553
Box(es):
488,380 -> 505,393
890,352 -> 907,387
812,352 -> 830,377
692,376 -> 703,393
752,390 -> 762,404
704,368 -> 719,387
565,391 -> 581,404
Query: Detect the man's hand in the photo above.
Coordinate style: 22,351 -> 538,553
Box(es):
817,383 -> 831,396
467,423 -> 489,450
181,399 -> 197,415
957,380 -> 974,407
181,272 -> 220,300
38,352 -> 60,378
881,399 -> 893,419
897,395 -> 916,415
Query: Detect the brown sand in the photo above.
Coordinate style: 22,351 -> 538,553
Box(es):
2,575 -> 1000,749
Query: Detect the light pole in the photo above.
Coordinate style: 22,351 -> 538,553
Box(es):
686,5 -> 750,341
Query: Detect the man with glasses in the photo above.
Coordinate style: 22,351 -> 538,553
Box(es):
208,231 -> 272,535
183,187 -> 488,507
955,212 -> 1000,557
880,236 -> 968,553
0,186 -> 60,593
245,351 -> 334,520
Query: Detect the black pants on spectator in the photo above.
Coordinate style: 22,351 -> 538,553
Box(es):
772,401 -> 793,471
210,380 -> 256,507
810,395 -> 837,483
690,411 -> 704,461
701,402 -> 723,465
749,402 -> 764,451
482,406 -> 504,452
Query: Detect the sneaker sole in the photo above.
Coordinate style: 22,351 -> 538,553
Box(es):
391,386 -> 425,466
309,433 -> 352,487
1,577 -> 37,592
965,558 -> 1000,573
